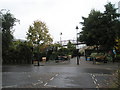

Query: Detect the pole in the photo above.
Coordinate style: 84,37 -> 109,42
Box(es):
31,47 -> 34,64
60,32 -> 62,45
37,43 -> 40,66
76,26 -> 79,65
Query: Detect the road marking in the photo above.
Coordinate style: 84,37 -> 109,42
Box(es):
33,83 -> 37,85
96,86 -> 99,88
50,77 -> 54,80
92,76 -> 94,79
44,83 -> 48,86
93,74 -> 95,77
94,81 -> 96,84
55,74 -> 58,76
3,85 -> 17,88
38,80 -> 41,82
46,85 -> 57,87
41,81 -> 43,83
33,82 -> 41,85
95,79 -> 97,82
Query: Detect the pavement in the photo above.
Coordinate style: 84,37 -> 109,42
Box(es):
2,56 -> 120,88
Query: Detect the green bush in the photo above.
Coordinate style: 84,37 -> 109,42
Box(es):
90,52 -> 105,57
90,53 -> 98,57
3,41 -> 33,64
49,52 -> 58,60
116,54 -> 120,59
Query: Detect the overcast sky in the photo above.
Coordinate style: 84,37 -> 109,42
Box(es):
0,0 -> 119,43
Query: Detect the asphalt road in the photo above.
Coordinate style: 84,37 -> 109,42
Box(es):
2,57 -> 119,88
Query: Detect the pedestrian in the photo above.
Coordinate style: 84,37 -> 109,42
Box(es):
78,52 -> 81,60
112,49 -> 116,63
108,50 -> 114,62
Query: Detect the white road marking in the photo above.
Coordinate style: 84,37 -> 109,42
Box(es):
46,85 -> 57,87
95,79 -> 97,82
50,77 -> 54,80
90,74 -> 100,88
92,76 -> 94,79
41,81 -> 43,83
96,86 -> 99,88
4,86 -> 13,88
3,85 -> 17,88
44,83 -> 48,86
38,80 -> 41,82
55,74 -> 58,76
94,81 -> 96,84
93,74 -> 95,77
33,83 -> 37,86
33,82 -> 39,85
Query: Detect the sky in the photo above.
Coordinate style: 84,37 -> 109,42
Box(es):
0,0 -> 119,43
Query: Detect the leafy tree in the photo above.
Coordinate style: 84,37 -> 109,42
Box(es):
115,39 -> 120,52
103,2 -> 120,50
26,20 -> 53,47
48,43 -> 62,60
79,2 -> 120,51
3,40 -> 33,64
17,41 -> 32,64
67,40 -> 76,55
1,10 -> 19,63
1,10 -> 19,50
79,10 -> 103,47
26,20 -> 53,63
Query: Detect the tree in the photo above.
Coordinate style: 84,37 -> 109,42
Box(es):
103,2 -> 120,50
67,40 -> 76,55
79,2 -> 120,51
27,20 -> 53,46
79,10 -> 103,47
17,41 -> 32,64
1,10 -> 19,49
1,10 -> 19,63
26,20 -> 53,60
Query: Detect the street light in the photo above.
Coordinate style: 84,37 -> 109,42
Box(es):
37,41 -> 40,66
76,26 -> 79,65
60,32 -> 62,45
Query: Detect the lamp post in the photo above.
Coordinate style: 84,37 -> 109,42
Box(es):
60,32 -> 62,45
37,41 -> 40,66
76,26 -> 79,65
